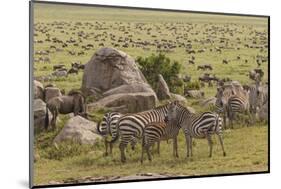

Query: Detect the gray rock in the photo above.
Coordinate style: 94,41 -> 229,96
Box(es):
103,83 -> 155,97
33,80 -> 44,100
171,93 -> 187,104
156,74 -> 171,100
200,97 -> 217,107
44,87 -> 62,102
33,99 -> 52,132
82,47 -> 148,94
88,92 -> 157,113
185,90 -> 204,98
53,116 -> 102,145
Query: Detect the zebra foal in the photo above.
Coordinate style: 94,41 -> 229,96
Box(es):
165,101 -> 226,158
141,121 -> 181,163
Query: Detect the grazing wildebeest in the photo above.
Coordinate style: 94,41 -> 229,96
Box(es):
52,70 -> 68,77
222,59 -> 228,64
68,67 -> 79,75
188,60 -> 195,65
45,91 -> 86,130
53,64 -> 65,71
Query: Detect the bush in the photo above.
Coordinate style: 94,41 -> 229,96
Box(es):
136,53 -> 183,94
184,81 -> 200,90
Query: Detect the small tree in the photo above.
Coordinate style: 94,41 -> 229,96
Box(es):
137,53 -> 183,94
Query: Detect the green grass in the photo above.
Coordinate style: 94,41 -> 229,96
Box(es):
32,2 -> 268,186
34,125 -> 268,185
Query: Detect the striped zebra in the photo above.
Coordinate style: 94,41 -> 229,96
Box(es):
141,121 -> 181,163
227,93 -> 250,128
165,101 -> 226,158
215,83 -> 248,129
97,112 -> 138,156
215,86 -> 235,129
117,104 -> 169,163
247,80 -> 268,114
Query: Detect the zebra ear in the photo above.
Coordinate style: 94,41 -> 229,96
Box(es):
173,100 -> 180,105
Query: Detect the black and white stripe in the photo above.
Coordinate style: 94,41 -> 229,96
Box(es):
227,93 -> 250,128
166,101 -> 226,158
97,112 -> 123,156
141,121 -> 181,163
117,104 -> 169,163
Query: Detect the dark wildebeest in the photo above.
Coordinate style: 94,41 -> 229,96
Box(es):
45,91 -> 86,130
68,67 -> 79,75
53,64 -> 65,71
222,59 -> 228,64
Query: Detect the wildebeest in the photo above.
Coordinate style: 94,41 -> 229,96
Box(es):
52,70 -> 68,77
53,64 -> 65,71
45,91 -> 86,130
197,64 -> 212,71
68,67 -> 79,75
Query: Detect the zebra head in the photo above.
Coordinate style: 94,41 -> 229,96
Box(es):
164,100 -> 181,124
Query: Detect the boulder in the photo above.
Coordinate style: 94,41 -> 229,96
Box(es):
156,74 -> 171,100
82,47 -> 148,94
200,97 -> 217,107
33,80 -> 44,100
88,92 -> 157,113
103,83 -> 155,97
44,87 -> 62,102
81,47 -> 158,112
53,116 -> 102,145
171,93 -> 187,104
185,90 -> 204,98
33,99 -> 52,133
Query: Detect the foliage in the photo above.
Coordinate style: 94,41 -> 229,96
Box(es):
184,80 -> 201,90
137,53 -> 183,94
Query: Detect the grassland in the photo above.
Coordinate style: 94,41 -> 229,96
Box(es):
32,2 -> 268,186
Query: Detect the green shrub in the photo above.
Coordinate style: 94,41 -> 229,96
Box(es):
136,53 -> 183,94
185,81 -> 200,90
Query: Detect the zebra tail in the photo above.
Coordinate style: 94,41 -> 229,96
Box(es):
96,122 -> 106,136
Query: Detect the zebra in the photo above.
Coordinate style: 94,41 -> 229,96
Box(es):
227,93 -> 250,128
215,86 -> 235,129
97,112 -> 137,156
165,101 -> 226,158
117,104 -> 170,163
141,121 -> 181,163
215,83 -> 246,129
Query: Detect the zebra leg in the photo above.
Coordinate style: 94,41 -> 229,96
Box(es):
104,139 -> 108,156
190,137 -> 193,157
157,142 -> 160,155
109,142 -> 113,155
173,137 -> 179,158
217,133 -> 226,156
146,144 -> 152,161
119,137 -> 129,163
223,112 -> 227,130
206,133 -> 213,157
185,134 -> 190,158
131,137 -> 137,151
141,141 -> 145,164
